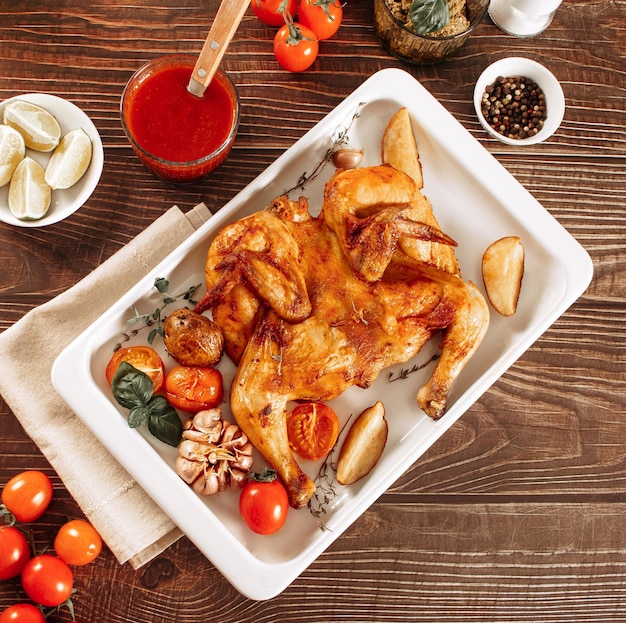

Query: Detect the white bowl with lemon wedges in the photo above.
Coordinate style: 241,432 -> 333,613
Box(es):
0,94 -> 103,227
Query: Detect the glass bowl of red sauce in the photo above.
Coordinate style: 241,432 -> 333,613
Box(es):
120,55 -> 240,183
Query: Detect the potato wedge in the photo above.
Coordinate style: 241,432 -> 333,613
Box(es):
381,107 -> 423,189
481,236 -> 525,316
336,401 -> 388,486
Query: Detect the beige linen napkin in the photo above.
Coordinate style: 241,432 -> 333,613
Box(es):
0,203 -> 213,568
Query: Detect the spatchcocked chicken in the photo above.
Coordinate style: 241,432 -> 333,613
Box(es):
195,109 -> 490,509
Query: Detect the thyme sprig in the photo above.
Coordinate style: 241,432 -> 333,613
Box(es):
387,352 -> 440,382
116,277 -> 201,349
284,102 -> 366,195
307,415 -> 353,529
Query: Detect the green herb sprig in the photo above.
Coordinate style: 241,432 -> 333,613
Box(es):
117,278 -> 201,348
284,102 -> 365,195
388,352 -> 439,382
307,415 -> 353,529
111,361 -> 183,446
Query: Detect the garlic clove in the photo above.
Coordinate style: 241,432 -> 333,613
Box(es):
332,147 -> 364,170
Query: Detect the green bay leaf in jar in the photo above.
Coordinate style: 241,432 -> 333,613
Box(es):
409,0 -> 450,34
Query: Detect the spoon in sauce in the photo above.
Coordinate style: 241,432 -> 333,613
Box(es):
187,0 -> 251,98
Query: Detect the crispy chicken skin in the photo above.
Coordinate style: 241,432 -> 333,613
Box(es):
322,165 -> 458,282
195,164 -> 489,510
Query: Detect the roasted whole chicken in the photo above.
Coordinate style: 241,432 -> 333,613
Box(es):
195,109 -> 490,509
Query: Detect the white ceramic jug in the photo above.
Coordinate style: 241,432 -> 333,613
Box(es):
489,0 -> 563,36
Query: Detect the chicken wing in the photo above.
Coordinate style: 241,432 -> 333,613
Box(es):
322,165 -> 457,282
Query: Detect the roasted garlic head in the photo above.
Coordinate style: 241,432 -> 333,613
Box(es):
176,408 -> 253,495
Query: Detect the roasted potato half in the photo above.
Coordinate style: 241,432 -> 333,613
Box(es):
381,107 -> 423,189
482,236 -> 525,316
163,308 -> 224,367
336,401 -> 388,486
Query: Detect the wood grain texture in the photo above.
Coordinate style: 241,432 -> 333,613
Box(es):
1,0 -> 625,621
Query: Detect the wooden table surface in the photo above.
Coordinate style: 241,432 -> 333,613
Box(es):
1,1 -> 625,621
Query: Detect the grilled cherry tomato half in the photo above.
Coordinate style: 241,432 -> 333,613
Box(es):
105,346 -> 166,393
1,471 -> 53,523
0,604 -> 46,623
273,22 -> 319,72
0,526 -> 30,580
21,555 -> 74,607
54,519 -> 102,566
251,0 -> 297,26
298,0 -> 343,40
286,402 -> 340,461
164,366 -> 223,413
239,470 -> 289,535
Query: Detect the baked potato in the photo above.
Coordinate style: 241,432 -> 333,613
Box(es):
336,401 -> 388,486
481,236 -> 525,316
381,107 -> 423,189
163,308 -> 224,367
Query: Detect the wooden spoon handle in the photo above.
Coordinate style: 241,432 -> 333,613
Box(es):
188,0 -> 251,97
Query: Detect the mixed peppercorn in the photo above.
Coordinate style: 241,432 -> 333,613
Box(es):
480,75 -> 547,140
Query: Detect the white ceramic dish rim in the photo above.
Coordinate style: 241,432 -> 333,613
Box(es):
52,68 -> 592,600
473,56 -> 565,145
0,93 -> 104,228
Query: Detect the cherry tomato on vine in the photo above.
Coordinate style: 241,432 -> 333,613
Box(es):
164,365 -> 223,413
1,471 -> 53,523
105,345 -> 166,393
21,555 -> 74,607
251,0 -> 297,27
0,604 -> 46,623
0,526 -> 30,580
298,0 -> 343,40
273,22 -> 319,72
239,471 -> 289,535
286,401 -> 340,461
54,519 -> 102,566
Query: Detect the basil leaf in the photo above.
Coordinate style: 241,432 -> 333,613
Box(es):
147,403 -> 183,447
146,394 -> 173,417
111,362 -> 154,409
409,0 -> 450,34
109,359 -> 182,446
128,405 -> 152,428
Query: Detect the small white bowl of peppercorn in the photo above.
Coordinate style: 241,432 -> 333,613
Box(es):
473,57 -> 565,145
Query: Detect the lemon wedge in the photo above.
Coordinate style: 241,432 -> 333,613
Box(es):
45,128 -> 92,190
0,124 -> 25,186
9,157 -> 52,220
3,100 -> 62,152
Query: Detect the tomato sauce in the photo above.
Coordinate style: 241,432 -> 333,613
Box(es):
122,55 -> 239,182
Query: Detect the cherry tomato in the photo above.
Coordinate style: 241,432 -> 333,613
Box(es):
1,471 -> 53,523
251,0 -> 297,27
164,366 -> 223,413
239,471 -> 289,535
0,526 -> 30,580
54,519 -> 102,566
286,401 -> 340,460
0,604 -> 45,623
105,345 -> 166,393
21,555 -> 73,607
273,22 -> 319,72
298,0 -> 343,40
